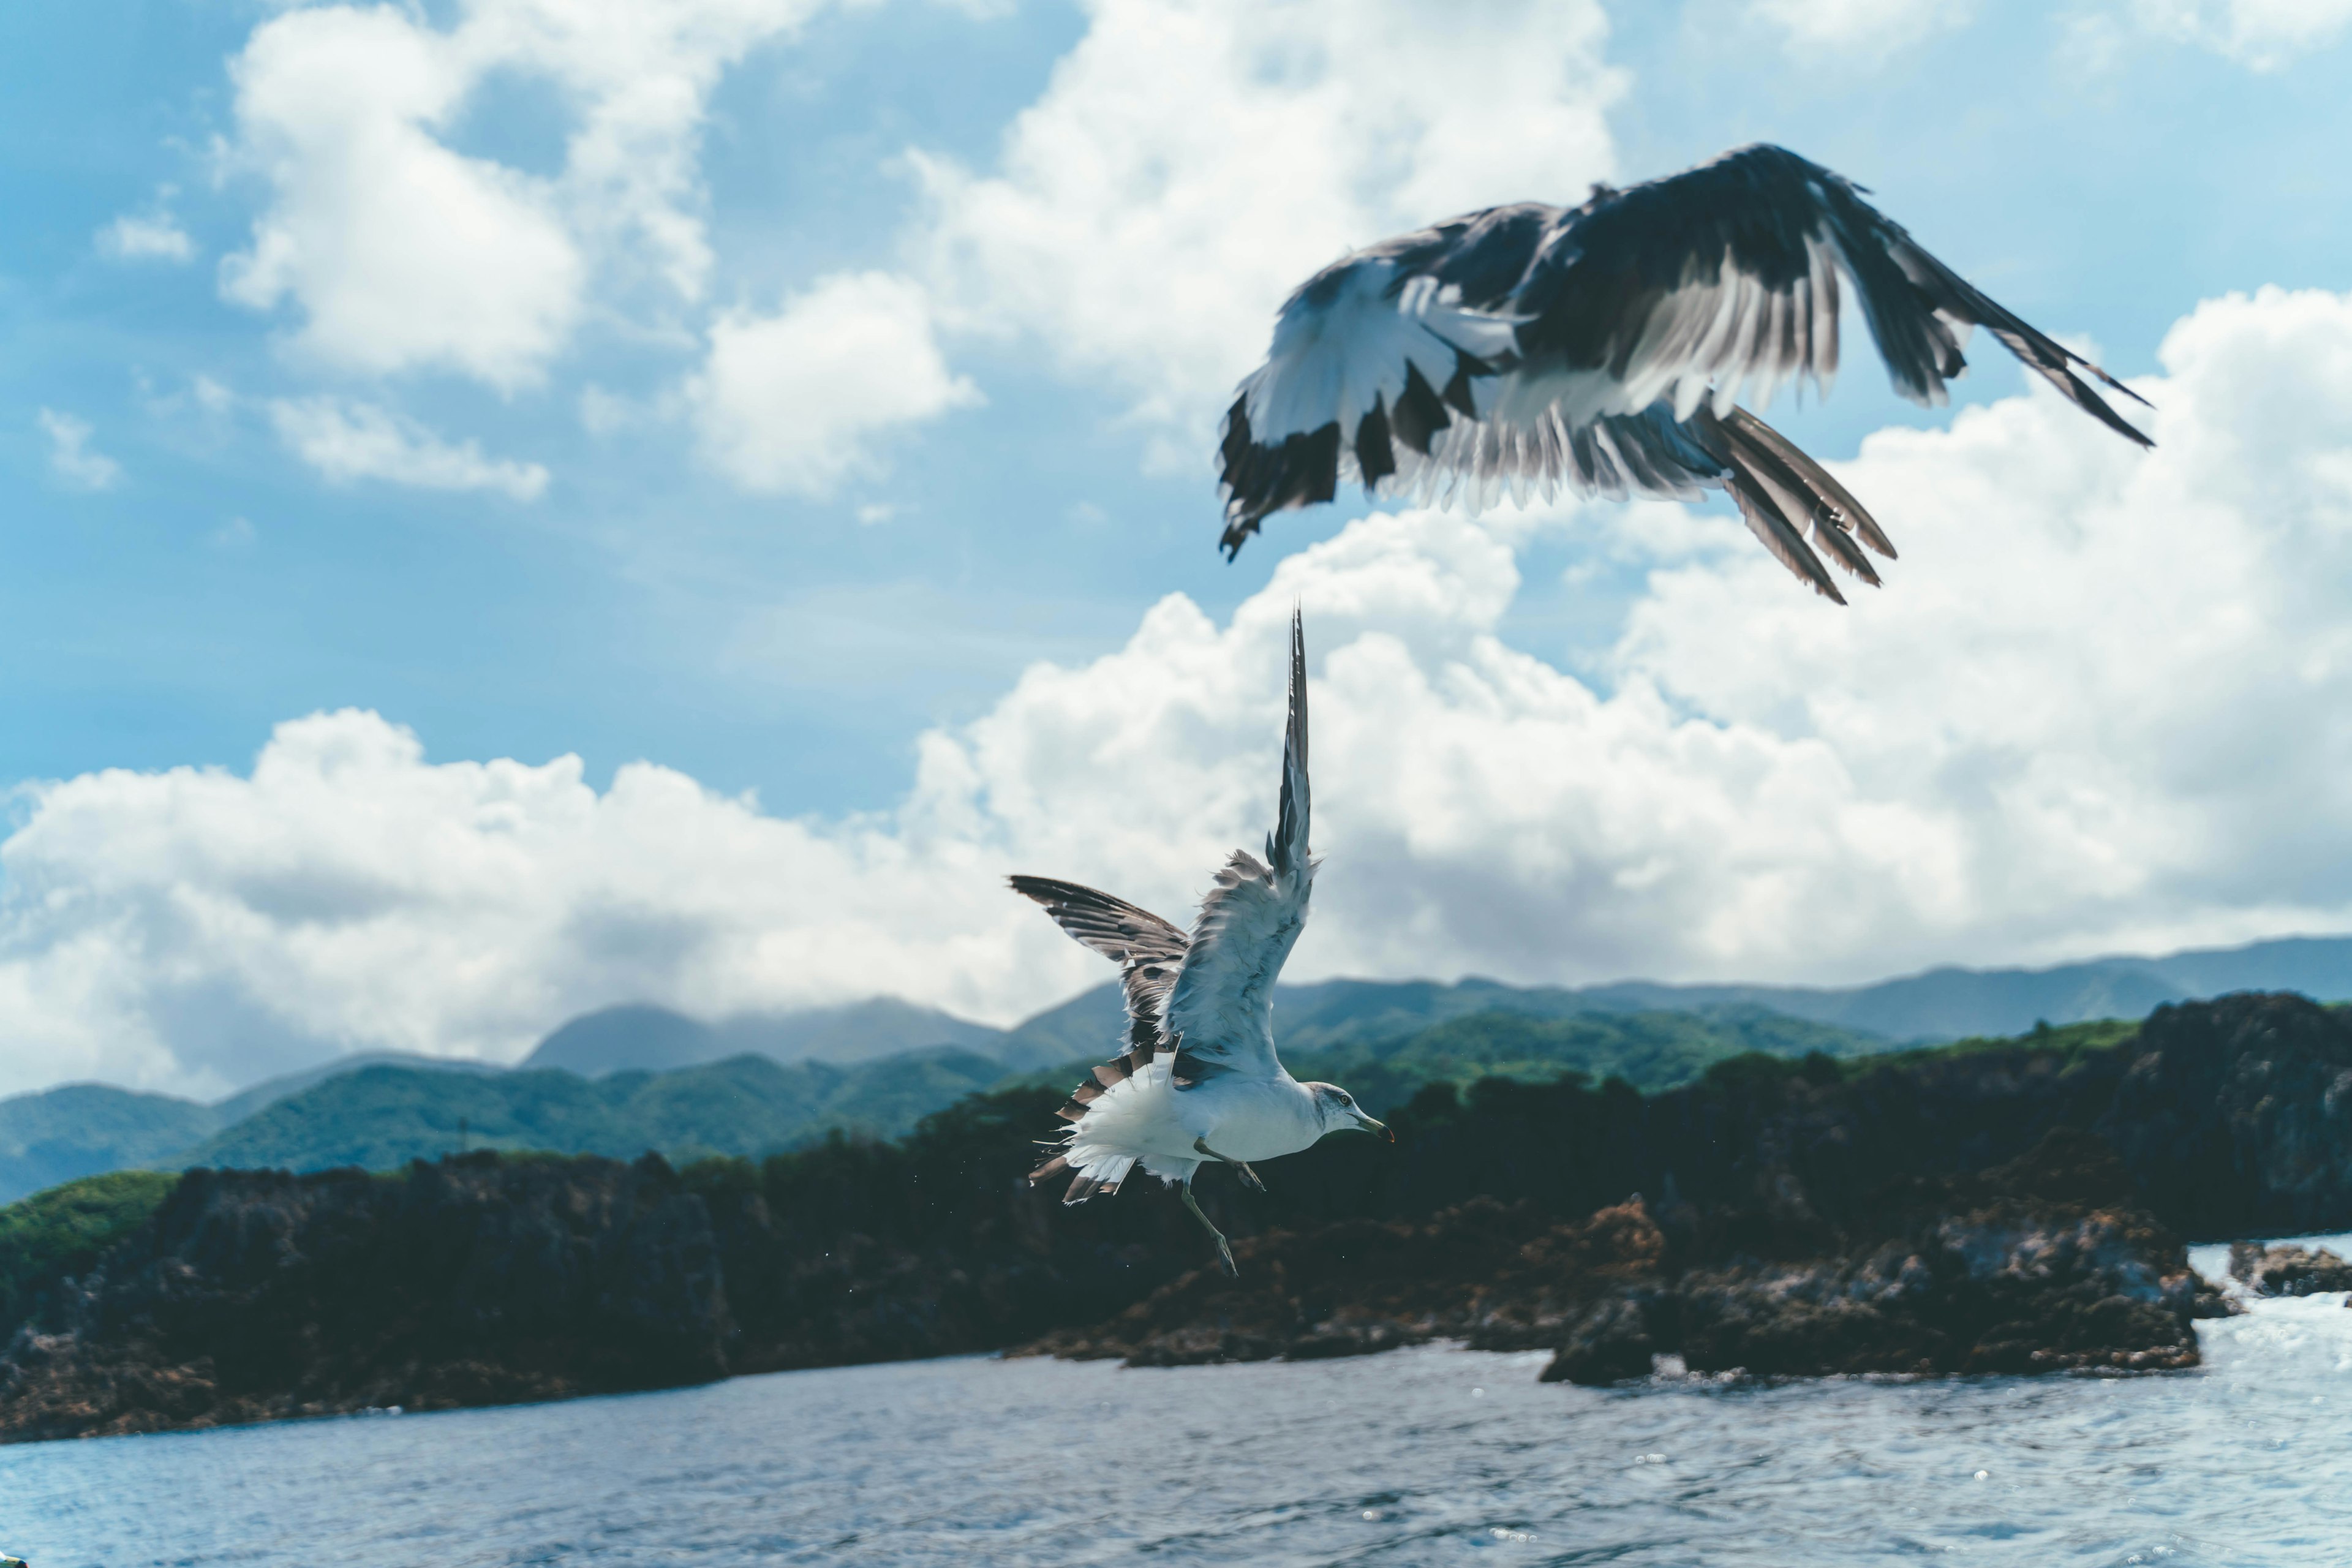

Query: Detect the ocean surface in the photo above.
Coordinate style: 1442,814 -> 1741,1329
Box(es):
6,1241 -> 2351,1567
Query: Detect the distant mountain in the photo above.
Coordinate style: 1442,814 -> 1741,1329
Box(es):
1281,1005 -> 1893,1113
518,1005 -> 725,1076
14,930 -> 2352,1205
521,998 -> 1057,1076
209,1051 -> 506,1127
1001,974 -> 1717,1066
0,1085 -> 220,1206
1569,933 -> 2352,1042
1003,933 -> 2352,1065
175,1048 -> 1012,1175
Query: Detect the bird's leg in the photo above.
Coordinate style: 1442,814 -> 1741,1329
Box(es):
1193,1137 -> 1266,1194
1181,1176 -> 1238,1278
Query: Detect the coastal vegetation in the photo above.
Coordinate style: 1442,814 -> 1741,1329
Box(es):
0,1001 -> 1896,1202
10,991 -> 2351,1441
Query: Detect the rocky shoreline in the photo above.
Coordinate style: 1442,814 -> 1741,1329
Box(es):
1028,1133 -> 2225,1382
10,990 -> 2352,1442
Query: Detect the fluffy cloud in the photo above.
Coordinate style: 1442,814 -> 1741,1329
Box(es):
911,0 -> 1623,445
13,283 -> 2352,1099
689,271 -> 981,496
37,410 -> 123,491
97,204 -> 194,265
1747,0 -> 1970,53
218,0 -> 831,388
2128,0 -> 2352,65
270,397 -> 550,499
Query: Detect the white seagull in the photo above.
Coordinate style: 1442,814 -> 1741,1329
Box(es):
1012,611 -> 1386,1276
1216,143 -> 2153,602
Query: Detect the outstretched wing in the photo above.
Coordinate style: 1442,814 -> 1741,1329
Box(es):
1161,611 -> 1313,1087
1007,874 -> 1188,1058
1510,143 -> 2149,439
1218,142 -> 2150,560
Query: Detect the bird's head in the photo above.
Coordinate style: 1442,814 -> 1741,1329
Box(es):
1308,1082 -> 1391,1141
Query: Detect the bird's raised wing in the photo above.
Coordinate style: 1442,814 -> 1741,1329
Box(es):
1161,611 -> 1313,1087
1509,143 -> 2149,439
1008,874 -> 1188,1059
1218,143 -> 2150,568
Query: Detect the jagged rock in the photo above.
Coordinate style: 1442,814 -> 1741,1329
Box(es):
1043,1133 -> 2216,1381
2229,1242 -> 2352,1296
1030,1197 -> 1667,1366
1539,1295 -> 1656,1386
1668,1206 -> 2205,1376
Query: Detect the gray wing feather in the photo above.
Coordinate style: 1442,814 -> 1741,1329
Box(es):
1162,611 -> 1313,1086
1218,142 -> 2149,579
1008,875 -> 1188,1057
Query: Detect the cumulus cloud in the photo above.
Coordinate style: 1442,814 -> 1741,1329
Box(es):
218,0 -> 831,388
270,397 -> 549,500
97,202 -> 195,264
14,284 -> 2352,1098
1747,0 -> 1970,53
690,271 -> 981,496
37,409 -> 123,491
2128,0 -> 2352,65
910,0 -> 1623,445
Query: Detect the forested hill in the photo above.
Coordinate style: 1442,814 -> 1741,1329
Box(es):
1,1006 -> 1890,1199
7,992 -> 2351,1441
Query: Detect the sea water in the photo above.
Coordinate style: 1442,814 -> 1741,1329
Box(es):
6,1241 -> 2351,1566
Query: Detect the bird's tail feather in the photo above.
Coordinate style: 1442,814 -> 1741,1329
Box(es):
1696,405 -> 1897,603
1031,1151 -> 1137,1205
1049,1032 -> 1166,1124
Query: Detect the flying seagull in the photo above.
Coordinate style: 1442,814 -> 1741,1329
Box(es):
1216,143 -> 2152,603
1011,611 -> 1387,1276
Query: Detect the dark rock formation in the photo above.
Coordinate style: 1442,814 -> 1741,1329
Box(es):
1038,1132 -> 2219,1383
1026,1197 -> 1665,1367
2229,1242 -> 2352,1296
0,1154 -> 726,1443
1655,1206 -> 2204,1379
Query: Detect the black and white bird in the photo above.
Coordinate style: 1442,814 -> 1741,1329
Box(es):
1011,611 -> 1387,1276
1216,143 -> 2152,602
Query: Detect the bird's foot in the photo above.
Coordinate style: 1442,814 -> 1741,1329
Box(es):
1214,1234 -> 1238,1277
1194,1138 -> 1267,1193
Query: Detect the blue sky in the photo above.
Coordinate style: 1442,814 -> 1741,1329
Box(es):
9,0 -> 2349,809
7,0 -> 2352,1097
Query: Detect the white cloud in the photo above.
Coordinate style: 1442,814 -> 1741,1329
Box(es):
911,0 -> 1624,445
2128,0 -> 2352,65
37,409 -> 123,491
1747,0 -> 1970,53
689,271 -> 980,496
17,284 -> 2352,1099
218,0 -> 832,388
209,517 -> 260,551
270,397 -> 549,500
97,205 -> 195,264
220,6 -> 586,389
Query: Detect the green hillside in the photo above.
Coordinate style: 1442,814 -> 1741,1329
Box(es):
0,1085 -> 222,1206
175,1048 -> 1012,1174
1014,1004 -> 1896,1115
0,1169 -> 178,1332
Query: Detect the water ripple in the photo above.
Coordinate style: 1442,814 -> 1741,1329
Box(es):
8,1246 -> 2352,1567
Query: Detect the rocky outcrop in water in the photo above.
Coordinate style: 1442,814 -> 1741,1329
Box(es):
2228,1242 -> 2352,1297
1027,1197 -> 1666,1367
1038,1133 -> 2222,1382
